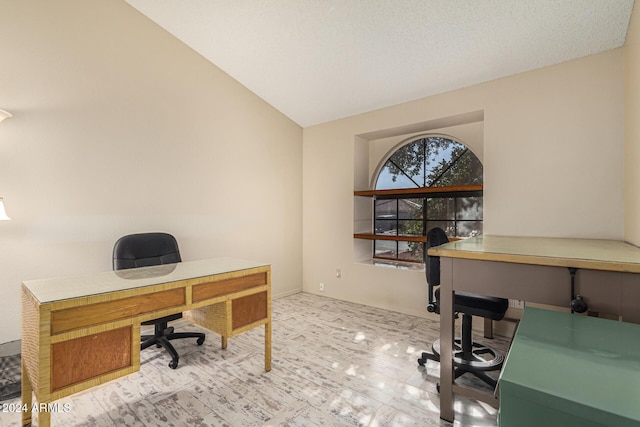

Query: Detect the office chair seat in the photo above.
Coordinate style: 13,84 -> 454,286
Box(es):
435,288 -> 509,321
113,232 -> 205,369
417,227 -> 509,391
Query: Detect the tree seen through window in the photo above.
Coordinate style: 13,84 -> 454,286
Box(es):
373,136 -> 483,262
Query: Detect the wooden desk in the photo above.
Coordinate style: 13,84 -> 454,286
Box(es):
428,235 -> 640,422
21,258 -> 271,427
499,307 -> 640,427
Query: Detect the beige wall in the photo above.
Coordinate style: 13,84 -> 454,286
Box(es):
303,49 -> 624,318
625,3 -> 640,245
0,0 -> 303,343
0,1 -> 634,343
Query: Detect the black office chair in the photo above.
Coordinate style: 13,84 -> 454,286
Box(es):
417,227 -> 509,390
113,232 -> 205,369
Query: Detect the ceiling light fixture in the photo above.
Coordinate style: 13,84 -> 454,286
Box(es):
0,198 -> 10,221
0,109 -> 12,123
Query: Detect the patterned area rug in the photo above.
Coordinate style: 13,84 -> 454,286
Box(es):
0,354 -> 20,401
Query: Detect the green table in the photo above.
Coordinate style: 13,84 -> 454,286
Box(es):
498,307 -> 640,426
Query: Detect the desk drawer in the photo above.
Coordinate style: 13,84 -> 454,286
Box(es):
232,291 -> 268,329
193,272 -> 267,302
51,326 -> 132,392
51,288 -> 185,334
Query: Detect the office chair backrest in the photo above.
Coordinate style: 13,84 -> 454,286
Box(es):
426,227 -> 449,285
113,232 -> 181,271
425,227 -> 450,312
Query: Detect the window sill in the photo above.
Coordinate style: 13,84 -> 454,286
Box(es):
354,233 -> 463,243
358,258 -> 425,270
354,184 -> 483,198
354,233 -> 426,243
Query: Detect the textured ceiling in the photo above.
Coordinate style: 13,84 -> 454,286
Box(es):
124,0 -> 635,127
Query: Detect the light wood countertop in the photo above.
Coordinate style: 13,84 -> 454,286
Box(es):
428,235 -> 640,273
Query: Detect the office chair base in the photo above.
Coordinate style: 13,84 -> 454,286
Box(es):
430,338 -> 504,371
141,324 -> 206,369
417,338 -> 504,390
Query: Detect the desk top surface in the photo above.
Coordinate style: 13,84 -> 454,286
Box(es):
428,235 -> 640,273
22,257 -> 269,303
500,307 -> 640,423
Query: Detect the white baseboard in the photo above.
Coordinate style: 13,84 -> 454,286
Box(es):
0,340 -> 20,357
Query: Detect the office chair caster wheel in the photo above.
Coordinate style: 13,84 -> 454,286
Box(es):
417,351 -> 438,368
197,336 -> 205,345
169,358 -> 179,369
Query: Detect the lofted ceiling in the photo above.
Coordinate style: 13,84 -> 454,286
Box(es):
124,0 -> 635,127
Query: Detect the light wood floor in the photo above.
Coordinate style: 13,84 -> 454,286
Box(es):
1,292 -> 510,426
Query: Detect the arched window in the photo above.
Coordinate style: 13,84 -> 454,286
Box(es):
372,136 -> 483,263
376,136 -> 482,189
